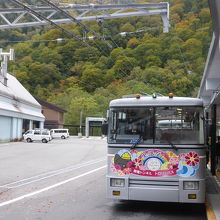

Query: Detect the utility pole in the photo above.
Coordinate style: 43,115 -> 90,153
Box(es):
0,48 -> 14,86
78,110 -> 83,138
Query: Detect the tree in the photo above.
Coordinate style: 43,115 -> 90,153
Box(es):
80,67 -> 105,92
112,56 -> 137,78
127,37 -> 140,49
175,25 -> 194,41
69,62 -> 86,77
14,70 -> 30,90
170,4 -> 184,18
65,97 -> 100,125
120,22 -> 135,33
58,41 -> 80,72
165,60 -> 185,74
74,47 -> 101,63
142,67 -> 175,95
31,47 -> 62,66
47,85 -> 89,112
35,29 -> 63,41
171,76 -> 193,97
183,38 -> 203,61
124,80 -> 153,95
59,76 -> 78,90
110,47 -> 125,62
128,66 -> 144,81
14,43 -> 33,59
145,56 -> 162,67
28,62 -> 62,94
95,56 -> 112,70
199,8 -> 210,23
134,41 -> 162,68
3,1 -> 212,107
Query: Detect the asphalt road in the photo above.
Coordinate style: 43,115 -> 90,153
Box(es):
0,137 -> 207,220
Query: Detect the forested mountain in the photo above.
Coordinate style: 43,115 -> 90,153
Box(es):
0,0 -> 211,125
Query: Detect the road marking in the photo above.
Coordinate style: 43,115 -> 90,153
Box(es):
0,142 -> 20,147
206,197 -> 217,220
0,158 -> 106,189
0,165 -> 106,207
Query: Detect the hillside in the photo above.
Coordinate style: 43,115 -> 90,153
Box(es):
1,0 -> 211,125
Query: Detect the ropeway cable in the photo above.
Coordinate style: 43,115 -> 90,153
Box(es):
101,19 -> 163,93
40,0 -> 113,49
9,0 -> 120,86
7,0 -> 158,91
9,0 -> 95,51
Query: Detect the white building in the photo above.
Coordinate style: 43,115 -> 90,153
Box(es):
0,49 -> 45,142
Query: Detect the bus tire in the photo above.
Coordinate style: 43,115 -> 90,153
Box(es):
61,135 -> 66,139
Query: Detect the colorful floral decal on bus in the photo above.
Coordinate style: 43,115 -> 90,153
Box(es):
111,149 -> 200,177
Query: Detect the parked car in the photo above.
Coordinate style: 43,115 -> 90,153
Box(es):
23,129 -> 51,143
50,129 -> 69,139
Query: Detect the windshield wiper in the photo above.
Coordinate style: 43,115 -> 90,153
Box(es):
130,137 -> 142,150
166,139 -> 177,151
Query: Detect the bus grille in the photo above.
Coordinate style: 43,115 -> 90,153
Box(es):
129,178 -> 179,189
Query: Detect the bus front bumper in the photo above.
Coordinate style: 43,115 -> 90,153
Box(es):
107,176 -> 205,203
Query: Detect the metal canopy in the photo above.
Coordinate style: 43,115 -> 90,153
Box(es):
85,117 -> 106,137
198,0 -> 220,108
0,3 -> 169,33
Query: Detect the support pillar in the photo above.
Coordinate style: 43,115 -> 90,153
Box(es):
40,121 -> 44,129
11,118 -> 17,140
29,120 -> 33,130
86,118 -> 89,138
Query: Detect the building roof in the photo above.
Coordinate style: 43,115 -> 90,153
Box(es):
0,73 -> 44,121
35,98 -> 67,113
198,0 -> 220,108
0,73 -> 41,108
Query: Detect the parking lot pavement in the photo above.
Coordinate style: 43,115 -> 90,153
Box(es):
0,136 -> 106,184
0,137 -> 214,220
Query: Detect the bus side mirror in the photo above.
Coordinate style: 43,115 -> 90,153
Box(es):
101,123 -> 108,136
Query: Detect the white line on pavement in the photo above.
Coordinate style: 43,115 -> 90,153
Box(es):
0,158 -> 106,189
0,165 -> 107,208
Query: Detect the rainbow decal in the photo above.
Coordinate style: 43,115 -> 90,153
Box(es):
111,149 -> 200,177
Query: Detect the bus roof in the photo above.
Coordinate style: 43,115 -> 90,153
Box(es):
109,96 -> 203,107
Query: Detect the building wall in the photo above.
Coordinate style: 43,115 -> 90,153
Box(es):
0,116 -> 24,142
59,112 -> 63,123
0,116 -> 11,142
0,70 -> 45,143
0,94 -> 45,142
43,107 -> 59,121
42,105 -> 65,128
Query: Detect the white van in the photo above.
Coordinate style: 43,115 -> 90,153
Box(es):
50,129 -> 69,139
23,129 -> 51,143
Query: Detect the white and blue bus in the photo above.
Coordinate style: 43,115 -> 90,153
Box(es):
105,94 -> 206,203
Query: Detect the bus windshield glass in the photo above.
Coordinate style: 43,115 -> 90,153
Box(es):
155,107 -> 204,144
109,107 -> 154,144
108,106 -> 204,145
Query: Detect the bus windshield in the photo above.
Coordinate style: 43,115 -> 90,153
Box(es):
108,106 -> 204,145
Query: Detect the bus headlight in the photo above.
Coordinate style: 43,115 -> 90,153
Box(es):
183,181 -> 199,190
110,178 -> 125,187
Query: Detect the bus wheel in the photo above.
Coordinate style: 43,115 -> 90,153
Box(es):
26,138 -> 32,143
42,139 -> 48,143
61,135 -> 66,139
